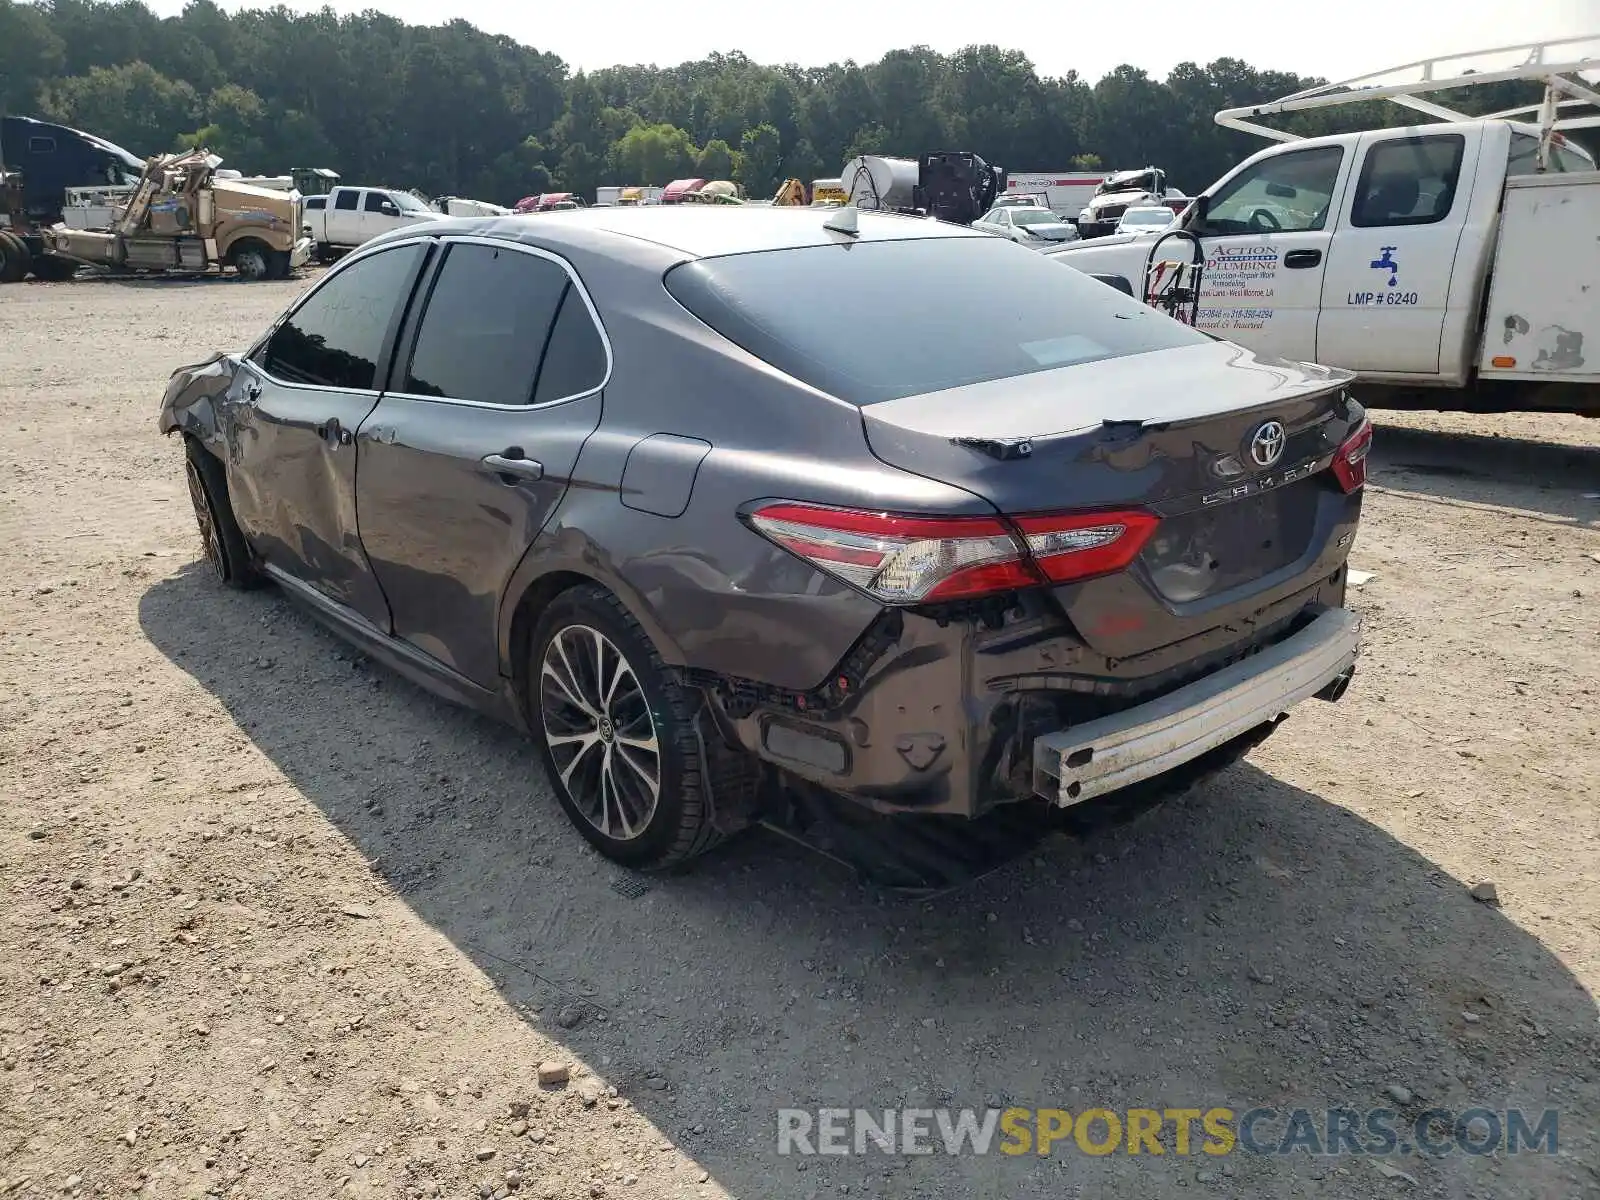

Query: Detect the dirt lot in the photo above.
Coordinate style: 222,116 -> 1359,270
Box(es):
1,273 -> 1598,1200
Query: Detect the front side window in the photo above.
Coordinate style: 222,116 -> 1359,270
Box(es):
363,191 -> 390,213
1204,145 -> 1345,235
1351,134 -> 1466,228
404,243 -> 570,405
334,190 -> 358,210
664,236 -> 1210,406
261,243 -> 423,389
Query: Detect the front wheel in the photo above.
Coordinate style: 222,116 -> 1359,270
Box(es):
183,438 -> 261,589
230,242 -> 270,281
529,585 -> 723,870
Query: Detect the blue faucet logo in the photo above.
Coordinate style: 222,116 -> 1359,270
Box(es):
1369,246 -> 1399,288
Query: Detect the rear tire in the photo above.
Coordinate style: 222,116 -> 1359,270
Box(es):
29,254 -> 77,281
0,232 -> 29,283
183,437 -> 261,589
528,585 -> 723,870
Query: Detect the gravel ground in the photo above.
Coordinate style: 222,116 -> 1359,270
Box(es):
1,273 -> 1597,1200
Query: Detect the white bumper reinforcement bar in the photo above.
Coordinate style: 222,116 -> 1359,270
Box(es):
1033,607 -> 1362,807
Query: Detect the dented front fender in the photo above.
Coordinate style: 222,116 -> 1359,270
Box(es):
157,352 -> 236,446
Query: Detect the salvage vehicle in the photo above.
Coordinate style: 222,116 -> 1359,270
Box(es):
842,151 -> 1005,225
1048,35 -> 1600,414
0,114 -> 146,281
974,204 -> 1080,247
1115,205 -> 1176,236
810,177 -> 848,206
434,196 -> 513,218
39,148 -> 309,280
160,206 -> 1367,873
306,185 -> 446,260
1075,168 -> 1179,239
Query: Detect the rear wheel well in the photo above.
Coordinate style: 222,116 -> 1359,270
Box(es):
508,570 -> 600,708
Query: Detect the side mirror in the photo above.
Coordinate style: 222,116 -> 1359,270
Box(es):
381,202 -> 399,216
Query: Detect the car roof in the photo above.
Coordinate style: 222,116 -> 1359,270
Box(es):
468,205 -> 990,259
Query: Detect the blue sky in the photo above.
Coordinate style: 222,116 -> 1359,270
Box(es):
144,0 -> 1600,85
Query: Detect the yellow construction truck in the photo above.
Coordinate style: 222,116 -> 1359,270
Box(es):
39,148 -> 310,280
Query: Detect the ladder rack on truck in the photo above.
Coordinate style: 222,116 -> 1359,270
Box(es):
1214,34 -> 1600,161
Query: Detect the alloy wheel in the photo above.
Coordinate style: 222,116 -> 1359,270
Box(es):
185,458 -> 225,578
539,624 -> 662,841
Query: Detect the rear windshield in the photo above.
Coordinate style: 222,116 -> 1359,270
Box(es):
663,236 -> 1207,405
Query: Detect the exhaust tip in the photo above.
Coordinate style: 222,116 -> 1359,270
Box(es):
1315,667 -> 1356,703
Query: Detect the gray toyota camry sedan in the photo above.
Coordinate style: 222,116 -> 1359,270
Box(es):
160,206 -> 1368,871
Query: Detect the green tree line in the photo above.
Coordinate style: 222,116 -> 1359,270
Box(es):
0,0 -> 1584,204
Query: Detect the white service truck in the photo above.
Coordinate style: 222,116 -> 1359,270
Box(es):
304,185 -> 446,260
1049,35 -> 1600,415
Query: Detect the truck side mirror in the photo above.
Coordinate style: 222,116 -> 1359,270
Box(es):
381,201 -> 398,216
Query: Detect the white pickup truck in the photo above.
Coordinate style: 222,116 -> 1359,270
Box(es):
305,185 -> 446,260
1050,36 -> 1600,415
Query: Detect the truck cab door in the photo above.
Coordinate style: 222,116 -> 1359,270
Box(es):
1315,130 -> 1478,376
329,187 -> 360,244
1184,143 -> 1350,362
360,190 -> 400,241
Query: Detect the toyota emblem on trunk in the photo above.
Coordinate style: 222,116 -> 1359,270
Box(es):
1250,420 -> 1287,467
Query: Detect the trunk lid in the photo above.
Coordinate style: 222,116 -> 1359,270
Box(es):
859,340 -> 1364,658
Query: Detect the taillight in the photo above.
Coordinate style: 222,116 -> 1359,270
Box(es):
746,502 -> 1158,604
1331,417 -> 1372,493
1014,511 -> 1159,582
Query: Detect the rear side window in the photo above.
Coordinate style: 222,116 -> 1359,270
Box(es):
334,190 -> 358,210
1508,132 -> 1596,176
403,243 -> 570,405
663,236 -> 1209,405
1351,134 -> 1465,227
533,289 -> 608,403
263,243 -> 423,389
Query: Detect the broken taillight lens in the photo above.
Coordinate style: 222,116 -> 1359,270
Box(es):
1331,417 -> 1373,493
746,502 -> 1158,604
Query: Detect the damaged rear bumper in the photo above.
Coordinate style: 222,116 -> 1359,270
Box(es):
1033,606 -> 1360,806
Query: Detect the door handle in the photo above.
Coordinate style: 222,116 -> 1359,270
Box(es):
1283,249 -> 1322,269
481,449 -> 544,483
315,417 -> 352,447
